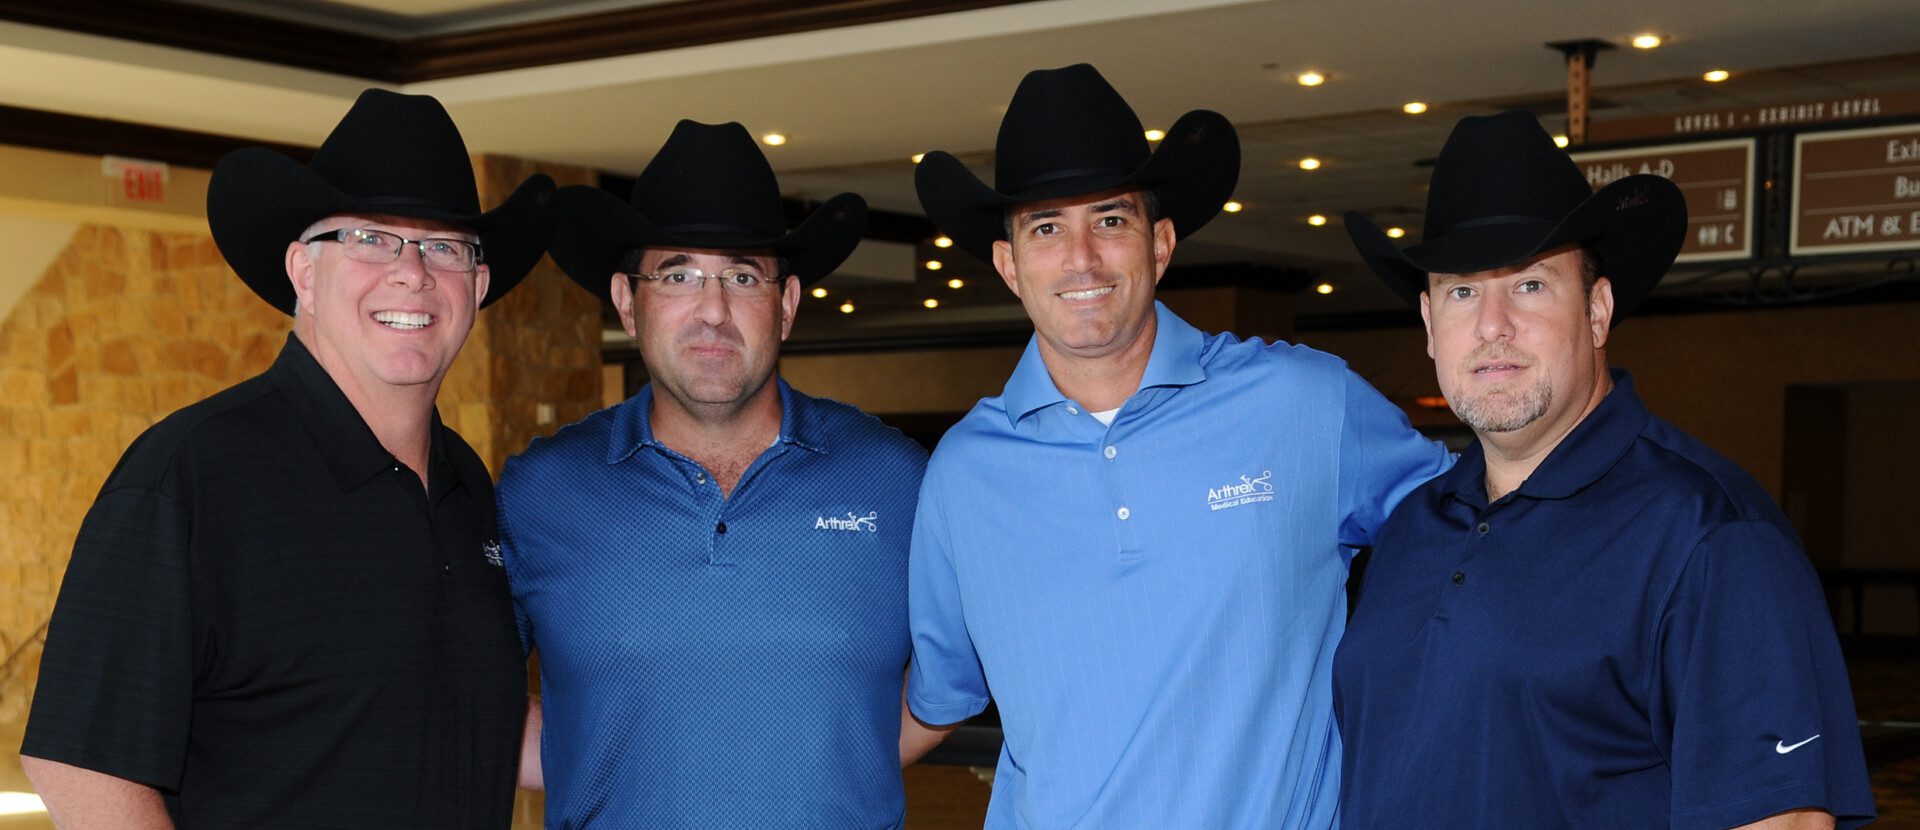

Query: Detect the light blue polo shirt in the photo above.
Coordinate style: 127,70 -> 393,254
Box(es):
909,302 -> 1452,828
499,379 -> 928,828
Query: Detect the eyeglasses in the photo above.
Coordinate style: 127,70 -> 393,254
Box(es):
303,228 -> 483,273
625,267 -> 779,297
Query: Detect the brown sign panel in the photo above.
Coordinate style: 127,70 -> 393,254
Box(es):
1588,92 -> 1920,142
1792,123 -> 1920,255
1569,139 -> 1755,263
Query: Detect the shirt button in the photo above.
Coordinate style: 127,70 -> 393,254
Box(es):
695,472 -> 707,484
1116,506 -> 1130,521
1066,406 -> 1080,415
1476,521 -> 1491,536
716,521 -> 728,534
1103,445 -> 1117,459
443,563 -> 451,574
1451,570 -> 1465,585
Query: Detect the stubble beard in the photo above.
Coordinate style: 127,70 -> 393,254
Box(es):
1453,375 -> 1552,433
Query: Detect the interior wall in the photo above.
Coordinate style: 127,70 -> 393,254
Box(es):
1841,382 -> 1920,635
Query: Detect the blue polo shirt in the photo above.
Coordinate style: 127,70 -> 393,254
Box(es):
1334,371 -> 1875,829
497,380 -> 928,828
909,302 -> 1453,828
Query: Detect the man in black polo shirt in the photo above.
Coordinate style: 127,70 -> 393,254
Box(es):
21,90 -> 554,828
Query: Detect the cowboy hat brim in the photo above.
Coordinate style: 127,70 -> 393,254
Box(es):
547,185 -> 867,301
1345,173 -> 1686,319
916,109 -> 1240,263
208,147 -> 556,315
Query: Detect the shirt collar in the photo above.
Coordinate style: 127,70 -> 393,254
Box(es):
1439,368 -> 1649,505
270,333 -> 452,494
604,377 -> 826,464
1001,301 -> 1209,426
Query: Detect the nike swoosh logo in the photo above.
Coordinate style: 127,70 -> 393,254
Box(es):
1775,734 -> 1820,754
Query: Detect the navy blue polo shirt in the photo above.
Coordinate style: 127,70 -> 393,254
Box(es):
1334,371 -> 1874,829
497,379 -> 927,828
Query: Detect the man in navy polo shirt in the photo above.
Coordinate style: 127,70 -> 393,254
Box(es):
1336,111 -> 1875,829
497,120 -> 947,827
908,64 -> 1452,827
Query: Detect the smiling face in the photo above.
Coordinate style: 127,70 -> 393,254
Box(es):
992,187 -> 1174,375
610,247 -> 799,422
1421,245 -> 1613,454
286,213 -> 489,404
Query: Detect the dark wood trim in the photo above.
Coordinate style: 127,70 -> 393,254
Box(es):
0,103 -> 314,170
0,0 -> 1039,83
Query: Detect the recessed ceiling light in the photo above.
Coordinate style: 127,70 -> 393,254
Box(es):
947,278 -> 964,289
923,298 -> 940,309
1315,282 -> 1335,295
1307,214 -> 1328,226
1223,200 -> 1244,213
762,133 -> 787,146
1703,69 -> 1730,83
1386,227 -> 1406,238
933,235 -> 953,248
1553,134 -> 1570,148
839,301 -> 855,314
1403,102 -> 1428,115
924,260 -> 943,271
810,287 -> 828,298
1630,33 -> 1662,50
1299,157 -> 1322,171
1144,129 -> 1166,141
911,152 -> 926,163
1297,71 -> 1326,87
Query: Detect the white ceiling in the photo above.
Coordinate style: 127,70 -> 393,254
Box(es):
1,0 -> 1917,319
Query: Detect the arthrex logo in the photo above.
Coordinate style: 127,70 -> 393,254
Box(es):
482,540 -> 504,567
815,511 -> 879,532
1207,471 -> 1274,511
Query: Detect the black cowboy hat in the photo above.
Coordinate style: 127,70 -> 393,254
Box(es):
548,120 -> 866,301
207,88 -> 556,315
1346,110 -> 1686,317
914,63 -> 1240,264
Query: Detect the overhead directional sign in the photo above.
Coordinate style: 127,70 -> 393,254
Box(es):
1570,138 -> 1755,263
1791,123 -> 1920,255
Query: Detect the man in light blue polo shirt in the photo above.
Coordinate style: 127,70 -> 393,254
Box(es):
908,64 -> 1453,827
497,120 -> 948,827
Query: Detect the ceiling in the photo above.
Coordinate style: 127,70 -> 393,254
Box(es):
0,0 -> 1916,333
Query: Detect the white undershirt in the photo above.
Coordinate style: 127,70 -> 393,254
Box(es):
1089,407 -> 1121,426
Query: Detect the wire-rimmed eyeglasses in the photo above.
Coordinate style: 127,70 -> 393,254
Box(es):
624,267 -> 779,297
303,227 -> 483,273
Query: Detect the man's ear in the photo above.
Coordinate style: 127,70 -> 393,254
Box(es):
1588,276 -> 1615,348
1149,216 -> 1176,287
472,264 -> 491,312
992,239 -> 1020,298
285,240 -> 316,314
1419,290 -> 1435,360
610,273 -> 640,338
777,274 -> 801,342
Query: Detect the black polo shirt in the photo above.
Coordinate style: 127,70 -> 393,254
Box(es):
24,334 -> 526,828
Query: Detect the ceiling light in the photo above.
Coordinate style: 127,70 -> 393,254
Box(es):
1703,69 -> 1730,83
1297,71 -> 1325,87
923,298 -> 940,309
1314,283 -> 1335,295
761,133 -> 787,146
1630,33 -> 1662,50
933,235 -> 953,248
1553,134 -> 1570,148
1223,200 -> 1244,213
947,278 -> 965,289
839,301 -> 855,314
1386,227 -> 1406,238
1299,157 -> 1322,171
1307,214 -> 1328,226
810,287 -> 828,298
1402,102 -> 1428,115
1144,129 -> 1166,141
924,260 -> 943,271
911,152 -> 926,163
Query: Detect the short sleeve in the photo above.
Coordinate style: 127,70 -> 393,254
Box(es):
1655,520 -> 1876,830
22,485 -> 197,791
494,467 -> 535,656
1335,369 -> 1453,550
905,476 -> 988,726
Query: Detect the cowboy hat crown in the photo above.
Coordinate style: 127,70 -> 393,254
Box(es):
1345,110 -> 1686,317
914,63 -> 1240,263
548,119 -> 867,300
207,88 -> 556,314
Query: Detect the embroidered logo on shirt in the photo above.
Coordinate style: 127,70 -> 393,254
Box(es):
1207,471 -> 1274,511
482,540 -> 504,567
1775,734 -> 1820,754
815,511 -> 879,532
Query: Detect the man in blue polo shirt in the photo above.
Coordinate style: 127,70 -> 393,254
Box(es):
1335,111 -> 1875,829
497,120 -> 947,827
908,64 -> 1452,827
